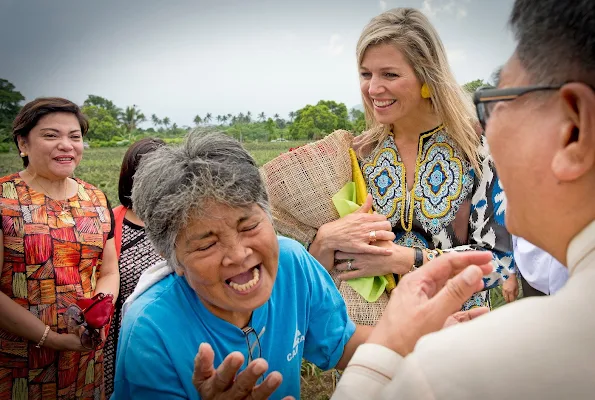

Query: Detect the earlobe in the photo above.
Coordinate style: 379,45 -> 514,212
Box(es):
552,84 -> 595,182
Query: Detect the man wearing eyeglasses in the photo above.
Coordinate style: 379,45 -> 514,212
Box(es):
331,0 -> 595,398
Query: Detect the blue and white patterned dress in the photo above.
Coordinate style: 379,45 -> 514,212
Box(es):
361,125 -> 514,309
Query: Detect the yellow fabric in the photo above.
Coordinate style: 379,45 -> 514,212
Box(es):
329,148 -> 397,302
350,148 -> 397,293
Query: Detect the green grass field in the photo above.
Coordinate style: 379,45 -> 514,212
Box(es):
0,141 -> 308,206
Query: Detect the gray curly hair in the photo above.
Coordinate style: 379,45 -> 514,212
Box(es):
131,130 -> 271,268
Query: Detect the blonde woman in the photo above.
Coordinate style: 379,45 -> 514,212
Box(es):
308,8 -> 516,310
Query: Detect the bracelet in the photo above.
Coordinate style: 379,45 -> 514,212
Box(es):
36,325 -> 50,348
426,249 -> 441,261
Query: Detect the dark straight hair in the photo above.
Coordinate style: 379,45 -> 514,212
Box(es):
118,137 -> 166,208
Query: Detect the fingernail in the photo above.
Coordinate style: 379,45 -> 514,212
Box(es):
253,362 -> 266,375
461,265 -> 481,285
198,343 -> 204,355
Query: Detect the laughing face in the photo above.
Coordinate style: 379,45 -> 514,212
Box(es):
174,202 -> 279,327
359,43 -> 426,126
17,112 -> 84,180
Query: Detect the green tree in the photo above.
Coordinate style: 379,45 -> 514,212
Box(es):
258,112 -> 266,122
0,79 -> 25,142
317,100 -> 350,130
264,118 -> 275,141
462,79 -> 487,94
349,107 -> 366,134
120,105 -> 146,136
151,114 -> 161,129
83,95 -> 121,120
82,105 -> 125,141
289,104 -> 338,140
162,117 -> 171,131
193,115 -> 202,127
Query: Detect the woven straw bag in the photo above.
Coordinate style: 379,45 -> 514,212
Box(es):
261,130 -> 388,326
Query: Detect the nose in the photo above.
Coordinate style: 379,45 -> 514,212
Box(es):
368,76 -> 385,97
221,238 -> 253,268
57,136 -> 74,151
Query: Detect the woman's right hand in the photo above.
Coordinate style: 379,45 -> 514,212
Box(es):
309,194 -> 395,270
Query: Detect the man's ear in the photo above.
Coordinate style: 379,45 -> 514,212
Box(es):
551,83 -> 595,182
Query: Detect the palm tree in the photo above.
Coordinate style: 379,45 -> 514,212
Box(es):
245,111 -> 252,124
151,113 -> 161,129
288,111 -> 296,122
258,112 -> 266,122
193,115 -> 202,127
222,115 -> 228,125
162,117 -> 171,131
273,113 -> 280,120
172,123 -> 178,132
204,113 -> 212,125
120,105 -> 146,139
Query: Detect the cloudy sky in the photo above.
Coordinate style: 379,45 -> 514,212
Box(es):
0,0 -> 516,127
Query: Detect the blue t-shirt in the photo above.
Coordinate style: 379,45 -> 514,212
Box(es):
112,236 -> 356,399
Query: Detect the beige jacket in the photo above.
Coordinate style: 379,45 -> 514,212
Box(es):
332,220 -> 595,400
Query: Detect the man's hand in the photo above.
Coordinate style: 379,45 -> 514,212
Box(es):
367,251 -> 495,356
502,274 -> 519,303
192,342 -> 295,400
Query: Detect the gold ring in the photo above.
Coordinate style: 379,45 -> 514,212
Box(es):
369,230 -> 377,243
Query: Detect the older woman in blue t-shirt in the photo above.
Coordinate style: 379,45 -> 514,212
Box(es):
112,131 -> 487,400
111,132 -> 369,400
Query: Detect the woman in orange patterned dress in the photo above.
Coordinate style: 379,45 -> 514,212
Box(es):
0,98 -> 119,399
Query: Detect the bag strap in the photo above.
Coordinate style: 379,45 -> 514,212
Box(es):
112,205 -> 128,260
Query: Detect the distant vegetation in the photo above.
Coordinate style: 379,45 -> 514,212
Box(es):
0,77 -> 489,152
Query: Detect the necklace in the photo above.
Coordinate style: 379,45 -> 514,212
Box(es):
27,171 -> 72,219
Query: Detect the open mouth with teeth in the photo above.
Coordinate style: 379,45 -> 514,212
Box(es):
373,99 -> 397,108
226,265 -> 261,293
54,156 -> 75,163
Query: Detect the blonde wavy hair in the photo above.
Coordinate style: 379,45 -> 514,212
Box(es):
356,8 -> 481,172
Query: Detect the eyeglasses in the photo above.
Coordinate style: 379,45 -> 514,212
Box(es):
63,305 -> 102,350
241,326 -> 264,362
473,85 -> 563,130
242,326 -> 265,383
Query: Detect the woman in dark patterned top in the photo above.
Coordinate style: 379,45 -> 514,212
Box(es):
103,138 -> 165,397
308,8 -> 516,312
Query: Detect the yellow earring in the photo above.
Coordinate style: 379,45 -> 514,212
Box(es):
20,152 -> 27,157
421,83 -> 431,99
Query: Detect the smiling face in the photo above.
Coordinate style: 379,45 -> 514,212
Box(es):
174,201 -> 279,327
359,43 -> 426,126
17,112 -> 84,180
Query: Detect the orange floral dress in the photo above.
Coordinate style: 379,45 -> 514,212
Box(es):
0,173 -> 113,400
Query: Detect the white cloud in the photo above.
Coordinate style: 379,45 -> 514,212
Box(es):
379,0 -> 387,11
323,34 -> 344,57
